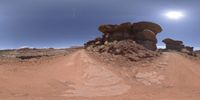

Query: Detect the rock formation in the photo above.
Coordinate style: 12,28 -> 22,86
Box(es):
162,38 -> 194,52
162,38 -> 184,51
87,21 -> 162,51
85,21 -> 162,61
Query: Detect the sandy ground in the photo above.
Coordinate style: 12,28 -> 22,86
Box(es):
0,49 -> 200,100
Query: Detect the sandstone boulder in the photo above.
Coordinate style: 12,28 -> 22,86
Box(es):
135,29 -> 157,42
117,22 -> 132,32
162,38 -> 183,45
132,21 -> 162,34
99,24 -> 117,33
162,38 -> 184,51
138,40 -> 157,51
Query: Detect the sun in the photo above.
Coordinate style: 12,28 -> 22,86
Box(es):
165,11 -> 184,20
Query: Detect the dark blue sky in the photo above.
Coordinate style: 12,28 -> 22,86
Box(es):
0,0 -> 199,49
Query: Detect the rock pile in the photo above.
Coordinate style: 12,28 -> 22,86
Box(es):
162,38 -> 194,52
86,39 -> 158,61
85,21 -> 162,61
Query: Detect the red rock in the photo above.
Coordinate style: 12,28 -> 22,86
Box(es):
162,38 -> 194,52
86,21 -> 163,51
133,21 -> 162,34
135,30 -> 157,43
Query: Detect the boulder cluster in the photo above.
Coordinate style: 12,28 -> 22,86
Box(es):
85,21 -> 162,61
162,38 -> 194,52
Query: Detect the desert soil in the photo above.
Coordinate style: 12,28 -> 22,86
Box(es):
0,49 -> 200,100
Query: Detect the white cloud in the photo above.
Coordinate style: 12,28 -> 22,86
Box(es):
194,47 -> 200,50
18,46 -> 33,49
157,45 -> 166,49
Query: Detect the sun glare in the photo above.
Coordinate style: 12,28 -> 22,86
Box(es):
165,11 -> 184,20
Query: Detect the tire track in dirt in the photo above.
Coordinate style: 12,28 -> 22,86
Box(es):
61,50 -> 130,97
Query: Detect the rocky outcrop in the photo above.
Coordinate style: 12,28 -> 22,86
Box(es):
91,21 -> 162,51
162,38 -> 194,52
85,21 -> 162,61
185,46 -> 194,52
132,22 -> 162,34
162,38 -> 184,51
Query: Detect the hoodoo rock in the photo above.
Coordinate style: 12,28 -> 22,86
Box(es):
85,21 -> 162,61
162,38 -> 194,52
162,38 -> 184,51
97,21 -> 162,51
132,21 -> 162,34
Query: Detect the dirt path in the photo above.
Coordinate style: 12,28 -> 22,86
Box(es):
0,50 -> 130,99
143,52 -> 200,100
59,50 -> 130,97
0,50 -> 200,100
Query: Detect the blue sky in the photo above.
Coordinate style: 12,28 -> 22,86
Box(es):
0,0 -> 199,49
